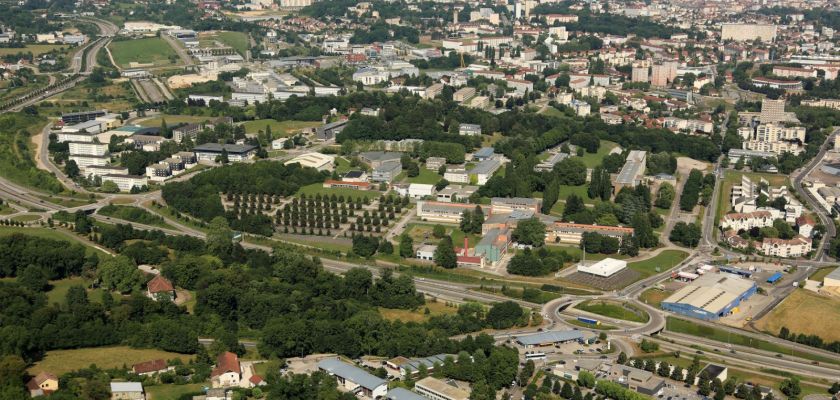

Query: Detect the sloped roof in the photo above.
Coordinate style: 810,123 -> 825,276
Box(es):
133,359 -> 167,374
212,352 -> 240,378
147,275 -> 174,293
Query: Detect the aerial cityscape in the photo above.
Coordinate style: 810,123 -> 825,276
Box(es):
0,0 -> 839,399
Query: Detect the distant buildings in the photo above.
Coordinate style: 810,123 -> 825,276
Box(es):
721,23 -> 777,42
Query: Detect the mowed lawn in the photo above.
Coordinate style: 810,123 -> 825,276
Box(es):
628,250 -> 688,278
215,31 -> 249,56
240,119 -> 321,138
575,300 -> 650,323
296,183 -> 380,200
577,140 -> 619,168
145,383 -> 205,400
406,168 -> 442,185
754,289 -> 840,342
108,37 -> 179,68
29,346 -> 193,375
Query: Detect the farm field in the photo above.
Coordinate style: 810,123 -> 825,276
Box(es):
29,346 -> 193,375
240,119 -> 321,138
754,289 -> 840,342
108,37 -> 179,68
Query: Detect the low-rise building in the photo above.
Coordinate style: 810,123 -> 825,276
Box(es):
194,143 -> 257,162
110,382 -> 145,400
317,358 -> 388,399
27,372 -> 58,397
759,236 -> 812,258
491,197 -> 541,214
102,174 -> 148,192
372,161 -> 402,182
458,123 -> 482,136
577,258 -> 627,278
426,157 -> 446,171
607,364 -> 666,396
146,275 -> 176,301
546,222 -> 634,245
720,211 -> 776,231
284,152 -> 335,171
436,185 -> 477,203
211,352 -> 241,388
172,123 -> 203,143
359,151 -> 402,169
474,228 -> 510,265
417,201 -> 487,223
414,376 -> 470,400
132,359 -> 171,376
615,150 -> 647,188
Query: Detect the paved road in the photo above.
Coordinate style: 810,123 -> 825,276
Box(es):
792,127 -> 838,261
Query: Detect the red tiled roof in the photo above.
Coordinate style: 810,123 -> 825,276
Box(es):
133,359 -> 167,374
212,352 -> 240,378
249,374 -> 264,384
147,275 -> 174,293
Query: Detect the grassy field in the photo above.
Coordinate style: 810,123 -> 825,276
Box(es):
0,113 -> 64,193
575,300 -> 650,323
808,267 -> 837,282
296,183 -> 380,200
639,287 -> 673,308
0,226 -> 110,258
378,301 -> 458,323
98,205 -> 174,229
628,250 -> 688,278
29,346 -> 193,375
199,31 -> 249,55
45,277 -> 120,305
42,81 -> 138,116
578,141 -> 619,168
241,119 -> 321,138
665,317 -> 837,364
145,383 -> 205,400
754,289 -> 840,342
36,194 -> 95,208
0,44 -> 66,56
10,214 -> 42,222
406,168 -> 442,185
138,114 -> 212,128
716,170 -> 790,222
108,37 -> 179,68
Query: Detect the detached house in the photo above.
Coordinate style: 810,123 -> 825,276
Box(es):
211,352 -> 242,388
27,372 -> 58,397
146,275 -> 176,301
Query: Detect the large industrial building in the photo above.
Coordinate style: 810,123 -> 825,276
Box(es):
577,258 -> 628,278
661,272 -> 757,320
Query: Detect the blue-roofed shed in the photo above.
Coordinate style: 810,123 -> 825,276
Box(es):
766,272 -> 783,284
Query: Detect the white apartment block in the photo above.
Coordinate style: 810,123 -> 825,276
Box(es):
70,154 -> 110,168
720,210 -> 777,231
101,174 -> 148,192
760,236 -> 812,258
68,141 -> 108,156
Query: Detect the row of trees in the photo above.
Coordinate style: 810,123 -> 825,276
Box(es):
680,169 -> 715,211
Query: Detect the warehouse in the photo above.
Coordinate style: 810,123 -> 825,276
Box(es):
577,258 -> 627,278
515,330 -> 590,348
661,272 -> 757,320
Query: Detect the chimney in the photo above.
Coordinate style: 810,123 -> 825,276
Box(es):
464,237 -> 469,250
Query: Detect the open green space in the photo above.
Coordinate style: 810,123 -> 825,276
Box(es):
575,300 -> 650,323
406,168 -> 442,185
379,301 -> 459,323
138,114 -> 212,128
296,182 -> 380,200
216,31 -> 249,55
41,80 -> 138,116
108,37 -> 179,68
45,277 -> 120,305
98,204 -> 174,229
577,141 -> 619,168
10,214 -> 41,222
639,287 -> 673,308
36,194 -> 95,208
665,317 -> 837,364
29,346 -> 193,375
241,119 -> 321,138
0,113 -> 64,193
628,250 -> 688,278
0,226 -> 110,258
144,383 -> 205,400
808,267 -> 836,282
334,157 -> 352,174
0,44 -> 66,56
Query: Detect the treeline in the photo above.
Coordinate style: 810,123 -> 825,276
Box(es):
0,234 -> 89,280
532,5 -> 683,38
161,162 -> 326,234
507,247 -> 575,276
778,327 -> 840,353
350,22 -> 419,44
680,169 -> 715,211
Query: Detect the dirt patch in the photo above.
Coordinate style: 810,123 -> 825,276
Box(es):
676,157 -> 711,175
753,289 -> 840,342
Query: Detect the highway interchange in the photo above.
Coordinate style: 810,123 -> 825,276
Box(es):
0,17 -> 837,394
